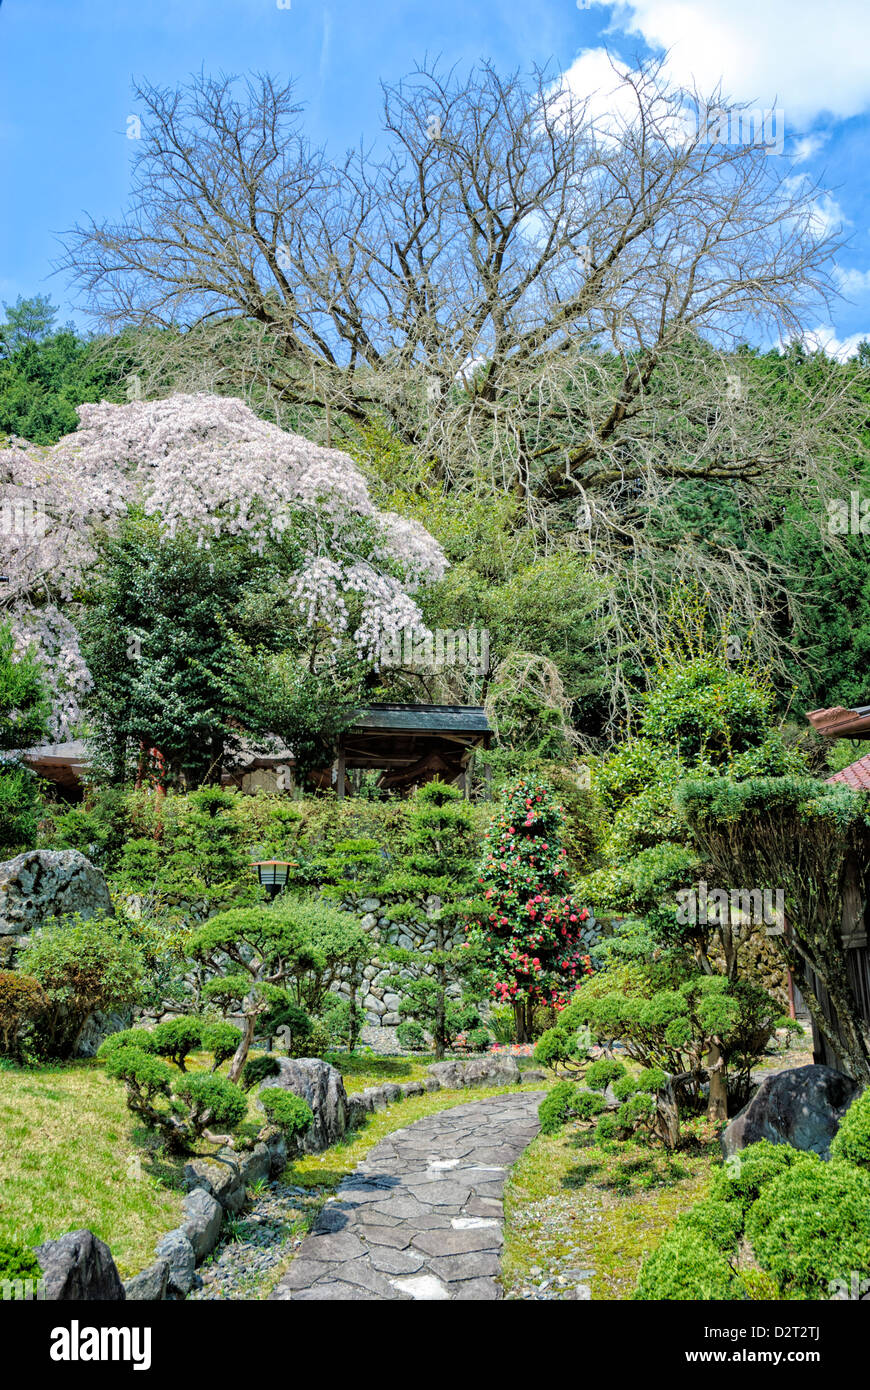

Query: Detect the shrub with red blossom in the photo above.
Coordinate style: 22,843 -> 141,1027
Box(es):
467,777 -> 595,1041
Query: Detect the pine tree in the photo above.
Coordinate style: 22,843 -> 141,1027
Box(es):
469,776 -> 595,1042
381,780 -> 484,1059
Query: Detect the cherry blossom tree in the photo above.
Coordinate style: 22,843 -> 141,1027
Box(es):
0,393 -> 446,739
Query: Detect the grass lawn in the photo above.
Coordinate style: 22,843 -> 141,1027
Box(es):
0,1060 -> 186,1280
502,1118 -> 720,1299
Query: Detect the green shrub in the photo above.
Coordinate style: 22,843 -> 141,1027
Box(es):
151,1016 -> 203,1070
259,1088 -> 314,1141
97,1027 -> 157,1058
634,1227 -> 744,1300
830,1089 -> 870,1170
745,1157 -> 870,1297
708,1139 -> 798,1214
676,1197 -> 744,1253
0,970 -> 44,1060
572,1091 -> 606,1121
240,1053 -> 281,1091
538,1080 -> 580,1134
396,1020 -> 428,1052
0,1237 -> 42,1294
22,915 -> 143,1059
200,1021 -> 243,1069
585,1058 -> 626,1092
173,1073 -> 248,1131
464,1025 -> 491,1052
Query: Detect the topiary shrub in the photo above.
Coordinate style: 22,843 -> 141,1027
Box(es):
708,1139 -> 798,1214
830,1088 -> 870,1170
396,1020 -> 428,1053
538,1080 -> 580,1134
573,1091 -> 606,1121
0,1237 -> 42,1295
173,1072 -> 248,1133
634,1227 -> 745,1300
97,1027 -> 157,1058
259,1088 -> 314,1144
744,1156 -> 870,1298
151,1016 -> 203,1070
585,1058 -> 626,1092
200,1020 -> 243,1071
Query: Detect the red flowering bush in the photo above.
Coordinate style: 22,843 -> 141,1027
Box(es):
467,777 -> 594,1040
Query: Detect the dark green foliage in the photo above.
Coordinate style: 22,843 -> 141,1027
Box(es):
744,1156 -> 870,1297
104,1041 -> 249,1151
380,780 -> 483,1060
259,1088 -> 314,1141
0,621 -> 51,856
151,1016 -> 203,1071
240,1053 -> 281,1091
831,1089 -> 870,1169
572,1090 -> 606,1121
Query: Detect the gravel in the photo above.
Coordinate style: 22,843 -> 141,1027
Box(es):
187,1181 -> 328,1301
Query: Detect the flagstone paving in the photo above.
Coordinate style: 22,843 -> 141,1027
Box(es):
269,1091 -> 545,1301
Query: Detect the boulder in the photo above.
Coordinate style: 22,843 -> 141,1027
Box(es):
721,1064 -> 860,1159
34,1229 -> 125,1301
0,850 -> 114,941
181,1188 -> 223,1263
238,1142 -> 271,1189
154,1230 -> 195,1297
346,1091 -> 373,1127
258,1057 -> 348,1153
428,1056 -> 521,1090
74,1010 -> 130,1059
182,1155 -> 244,1212
521,1069 -> 547,1083
123,1258 -> 170,1302
260,1124 -> 288,1176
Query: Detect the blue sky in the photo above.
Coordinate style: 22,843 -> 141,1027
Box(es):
2,0 -> 870,354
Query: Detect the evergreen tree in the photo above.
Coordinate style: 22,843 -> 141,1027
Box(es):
381,780 -> 484,1059
0,621 -> 50,855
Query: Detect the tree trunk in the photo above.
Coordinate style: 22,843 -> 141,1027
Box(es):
228,1011 -> 256,1085
706,1041 -> 728,1124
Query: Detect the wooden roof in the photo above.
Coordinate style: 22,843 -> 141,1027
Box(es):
347,703 -> 490,735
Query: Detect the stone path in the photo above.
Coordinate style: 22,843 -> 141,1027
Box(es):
269,1091 -> 545,1301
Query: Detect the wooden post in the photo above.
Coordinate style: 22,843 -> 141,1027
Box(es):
336,743 -> 346,800
483,762 -> 492,800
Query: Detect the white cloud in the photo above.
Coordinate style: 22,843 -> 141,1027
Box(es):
597,1 -> 870,127
835,266 -> 870,297
802,324 -> 869,360
791,133 -> 827,165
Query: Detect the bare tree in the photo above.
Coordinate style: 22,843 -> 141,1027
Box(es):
60,59 -> 861,712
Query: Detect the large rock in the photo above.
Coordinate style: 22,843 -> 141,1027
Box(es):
721,1064 -> 860,1159
258,1057 -> 348,1153
154,1230 -> 195,1297
123,1258 -> 170,1302
428,1055 -> 521,1090
0,849 -> 114,942
181,1188 -> 223,1263
182,1155 -> 245,1214
34,1229 -> 125,1301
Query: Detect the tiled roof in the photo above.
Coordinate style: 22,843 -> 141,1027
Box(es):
827,754 -> 870,791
